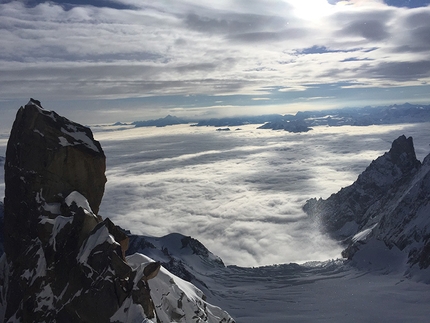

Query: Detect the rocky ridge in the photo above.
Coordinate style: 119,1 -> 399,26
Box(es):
304,135 -> 430,277
0,100 -> 234,323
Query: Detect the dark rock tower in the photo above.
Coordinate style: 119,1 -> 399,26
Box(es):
1,100 -> 156,322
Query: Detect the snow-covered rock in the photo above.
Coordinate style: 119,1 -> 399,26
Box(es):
127,232 -> 225,293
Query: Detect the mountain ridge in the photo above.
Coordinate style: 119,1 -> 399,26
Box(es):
124,103 -> 430,132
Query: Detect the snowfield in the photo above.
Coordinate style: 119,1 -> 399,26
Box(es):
208,261 -> 430,322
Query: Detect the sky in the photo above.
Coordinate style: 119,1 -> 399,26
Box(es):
1,0 -> 430,127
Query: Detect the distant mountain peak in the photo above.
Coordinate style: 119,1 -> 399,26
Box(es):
388,135 -> 417,167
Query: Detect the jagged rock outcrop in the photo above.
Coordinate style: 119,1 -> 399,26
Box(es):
0,100 -> 234,323
304,135 -> 430,275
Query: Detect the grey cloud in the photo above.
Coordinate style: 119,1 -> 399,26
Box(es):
12,0 -> 134,10
363,60 -> 430,81
405,11 -> 430,27
393,20 -> 430,53
183,11 -> 305,44
184,12 -> 288,35
174,38 -> 187,46
228,28 -> 307,43
340,20 -> 390,41
0,62 -> 251,99
175,63 -> 218,73
295,45 -> 363,55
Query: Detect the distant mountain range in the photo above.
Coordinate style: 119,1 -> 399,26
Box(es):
127,103 -> 430,132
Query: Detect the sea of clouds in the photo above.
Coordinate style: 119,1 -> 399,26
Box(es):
1,122 -> 430,267
91,122 -> 430,267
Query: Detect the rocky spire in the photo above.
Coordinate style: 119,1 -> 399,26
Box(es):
303,135 -> 421,238
304,134 -> 430,274
0,100 -> 153,322
4,99 -> 106,261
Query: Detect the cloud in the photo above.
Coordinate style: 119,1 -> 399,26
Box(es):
1,0 -> 430,122
363,60 -> 430,81
340,19 -> 390,41
89,122 -> 430,267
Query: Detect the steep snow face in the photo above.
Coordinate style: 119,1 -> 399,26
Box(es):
126,253 -> 234,323
127,232 -> 226,295
128,232 -> 225,272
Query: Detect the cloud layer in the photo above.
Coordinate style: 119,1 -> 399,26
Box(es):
93,122 -> 430,266
1,0 -> 430,124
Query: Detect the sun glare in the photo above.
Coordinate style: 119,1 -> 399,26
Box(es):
292,0 -> 334,20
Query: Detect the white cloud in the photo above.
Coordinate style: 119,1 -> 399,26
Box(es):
93,122 -> 430,267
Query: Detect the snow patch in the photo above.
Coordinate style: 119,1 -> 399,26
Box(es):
33,129 -> 44,137
42,202 -> 61,215
110,297 -> 154,323
35,284 -> 55,311
61,126 -> 99,152
65,191 -> 93,213
77,225 -> 117,264
58,136 -> 69,147
21,245 -> 47,286
352,223 -> 378,243
48,216 -> 74,251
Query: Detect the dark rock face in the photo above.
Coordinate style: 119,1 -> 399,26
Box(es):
304,135 -> 430,273
4,99 -> 106,261
0,100 -> 156,322
6,99 -> 105,212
